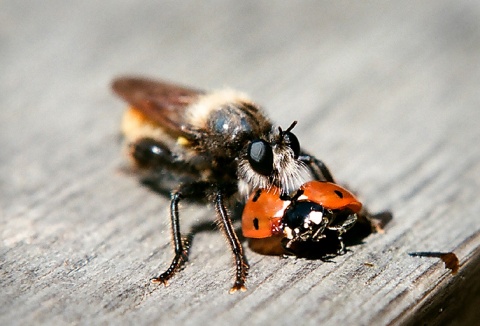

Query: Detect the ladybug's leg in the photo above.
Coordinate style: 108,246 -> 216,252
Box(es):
214,190 -> 249,293
337,236 -> 347,255
298,153 -> 335,183
328,213 -> 358,235
151,182 -> 210,286
328,212 -> 358,255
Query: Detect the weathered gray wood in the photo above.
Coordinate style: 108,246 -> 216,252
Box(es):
1,1 -> 479,325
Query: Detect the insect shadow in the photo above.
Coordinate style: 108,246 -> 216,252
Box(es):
141,174 -> 392,263
344,210 -> 393,246
285,210 -> 393,261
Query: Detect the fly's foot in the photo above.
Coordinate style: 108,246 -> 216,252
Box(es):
151,276 -> 169,286
229,281 -> 247,294
229,262 -> 248,294
151,250 -> 188,287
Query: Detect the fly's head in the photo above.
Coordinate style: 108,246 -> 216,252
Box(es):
238,121 -> 310,197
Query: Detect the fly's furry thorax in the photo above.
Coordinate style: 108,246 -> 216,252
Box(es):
186,89 -> 272,156
186,88 -> 256,126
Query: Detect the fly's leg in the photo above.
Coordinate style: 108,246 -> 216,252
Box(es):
151,182 -> 209,286
215,190 -> 249,293
298,153 -> 335,183
151,191 -> 187,286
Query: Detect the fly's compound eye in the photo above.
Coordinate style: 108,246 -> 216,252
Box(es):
283,131 -> 300,158
248,139 -> 274,176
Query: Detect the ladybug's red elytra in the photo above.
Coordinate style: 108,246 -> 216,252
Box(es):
242,180 -> 362,256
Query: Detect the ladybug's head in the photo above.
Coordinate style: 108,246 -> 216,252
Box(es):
282,200 -> 329,244
280,190 -> 358,253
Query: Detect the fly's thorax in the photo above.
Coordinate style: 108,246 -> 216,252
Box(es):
186,89 -> 272,156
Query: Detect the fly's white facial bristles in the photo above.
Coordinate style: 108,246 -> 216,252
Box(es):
187,89 -> 256,127
237,160 -> 270,198
273,144 -> 311,194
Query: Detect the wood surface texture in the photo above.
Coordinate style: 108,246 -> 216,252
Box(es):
1,1 -> 479,325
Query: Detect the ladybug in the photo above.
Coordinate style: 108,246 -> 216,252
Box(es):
242,180 -> 362,256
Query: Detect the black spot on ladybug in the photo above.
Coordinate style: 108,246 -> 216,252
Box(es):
334,190 -> 344,198
253,217 -> 259,230
252,189 -> 262,202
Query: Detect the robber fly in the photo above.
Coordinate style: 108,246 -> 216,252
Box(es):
112,77 -> 336,293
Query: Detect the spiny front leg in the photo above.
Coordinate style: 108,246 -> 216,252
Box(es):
298,153 -> 335,183
215,190 -> 249,293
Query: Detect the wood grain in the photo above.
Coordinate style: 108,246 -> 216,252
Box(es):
1,1 -> 479,325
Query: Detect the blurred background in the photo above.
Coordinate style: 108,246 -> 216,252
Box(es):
1,1 -> 479,325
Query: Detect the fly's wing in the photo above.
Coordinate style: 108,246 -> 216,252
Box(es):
112,77 -> 205,140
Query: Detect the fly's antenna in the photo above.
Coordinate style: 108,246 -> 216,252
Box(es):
285,121 -> 297,133
278,121 -> 298,139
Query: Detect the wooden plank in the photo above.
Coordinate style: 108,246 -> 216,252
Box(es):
1,1 -> 479,325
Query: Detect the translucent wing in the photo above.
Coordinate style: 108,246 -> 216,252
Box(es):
112,77 -> 205,138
